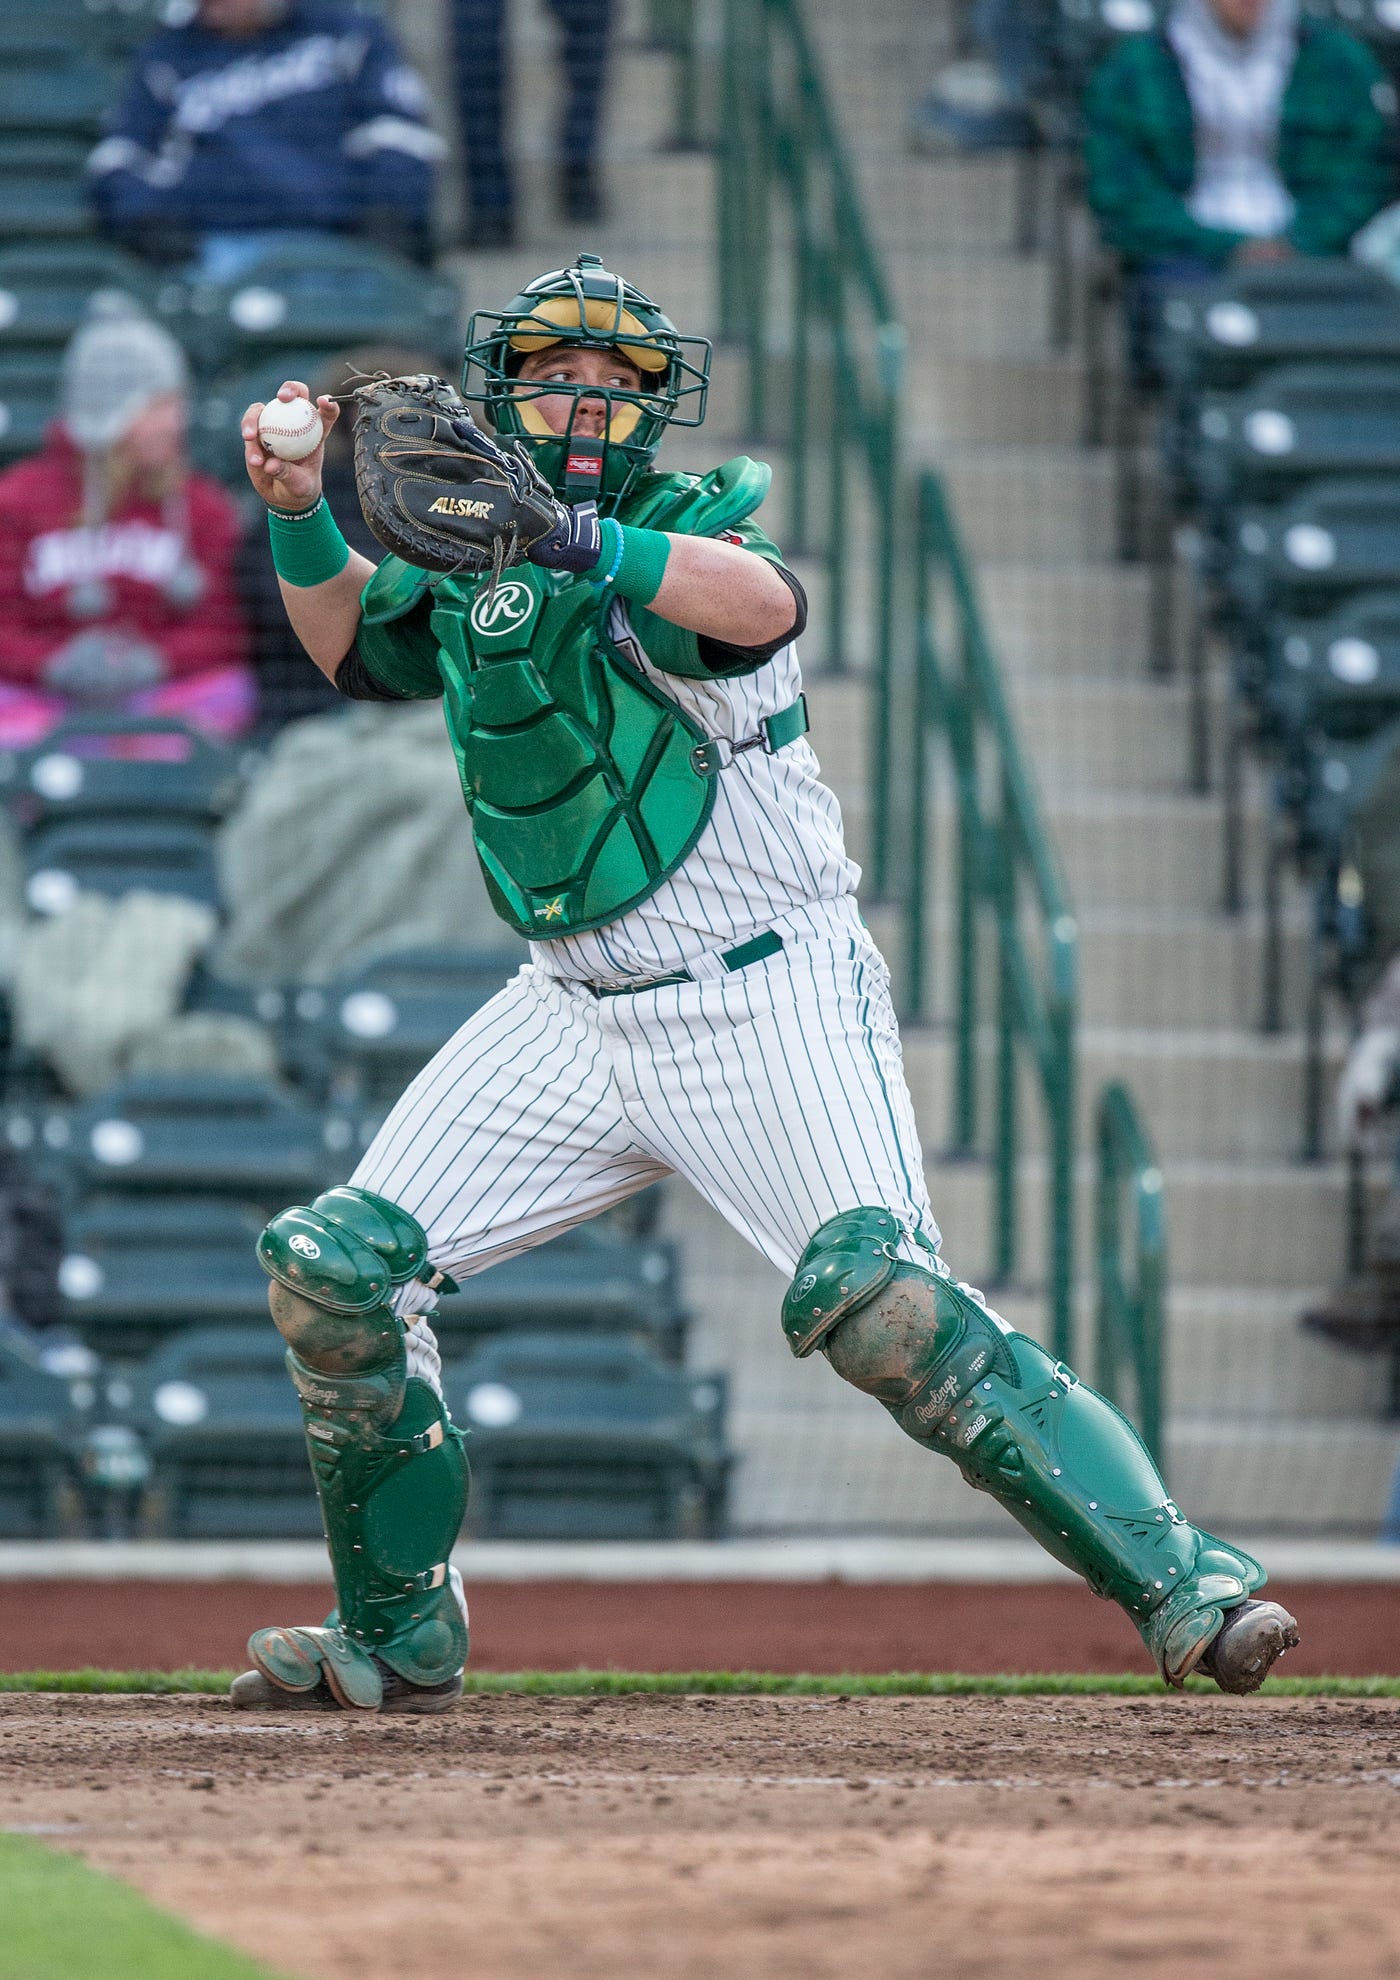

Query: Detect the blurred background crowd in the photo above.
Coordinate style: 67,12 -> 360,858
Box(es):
3,0 -> 1400,1557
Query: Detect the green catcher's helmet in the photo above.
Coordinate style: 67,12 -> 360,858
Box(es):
461,252 -> 711,512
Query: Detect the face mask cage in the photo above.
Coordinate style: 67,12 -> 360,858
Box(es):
461,289 -> 711,507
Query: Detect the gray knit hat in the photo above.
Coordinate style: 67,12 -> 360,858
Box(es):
61,297 -> 189,452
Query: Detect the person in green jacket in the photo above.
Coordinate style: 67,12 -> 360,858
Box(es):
1084,0 -> 1396,355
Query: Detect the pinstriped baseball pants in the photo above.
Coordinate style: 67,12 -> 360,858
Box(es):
351,899 -> 939,1366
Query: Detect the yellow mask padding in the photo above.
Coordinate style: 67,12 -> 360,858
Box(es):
507,295 -> 670,373
514,393 -> 643,443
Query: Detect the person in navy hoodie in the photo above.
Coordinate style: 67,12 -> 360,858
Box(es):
87,0 -> 444,272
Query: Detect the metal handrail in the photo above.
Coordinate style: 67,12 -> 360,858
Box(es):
1095,1082 -> 1168,1465
717,0 -> 904,888
910,473 -> 1079,1357
709,0 -> 1165,1370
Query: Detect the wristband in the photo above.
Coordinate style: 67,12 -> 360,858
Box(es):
590,519 -> 669,604
268,497 -> 350,588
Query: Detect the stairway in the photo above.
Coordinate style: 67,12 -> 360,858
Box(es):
410,0 -> 1398,1533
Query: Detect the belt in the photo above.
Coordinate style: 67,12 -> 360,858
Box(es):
688,694 -> 808,778
588,929 -> 784,998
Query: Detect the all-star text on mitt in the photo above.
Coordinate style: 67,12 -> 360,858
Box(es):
350,373 -> 560,578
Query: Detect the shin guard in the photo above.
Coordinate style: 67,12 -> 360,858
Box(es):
784,1210 -> 1268,1687
250,1187 -> 469,1709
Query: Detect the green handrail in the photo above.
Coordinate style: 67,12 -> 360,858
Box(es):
1095,1083 -> 1168,1467
909,472 -> 1079,1357
717,0 -> 904,848
645,0 -> 703,151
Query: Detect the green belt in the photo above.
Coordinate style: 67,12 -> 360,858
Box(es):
589,929 -> 784,998
688,694 -> 808,778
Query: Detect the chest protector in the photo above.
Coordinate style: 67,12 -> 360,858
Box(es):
428,565 -> 716,936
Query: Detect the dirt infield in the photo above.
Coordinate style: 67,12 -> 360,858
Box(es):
4,1577 -> 1400,1676
3,1690 -> 1399,1979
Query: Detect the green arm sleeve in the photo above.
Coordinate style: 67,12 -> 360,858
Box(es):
354,558 -> 444,700
628,517 -> 792,681
1082,41 -> 1246,267
1285,35 -> 1396,258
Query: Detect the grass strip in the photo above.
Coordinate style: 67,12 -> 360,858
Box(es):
2,1668 -> 1400,1698
0,1834 -> 287,1980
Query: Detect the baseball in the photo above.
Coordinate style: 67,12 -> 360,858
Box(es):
257,396 -> 324,462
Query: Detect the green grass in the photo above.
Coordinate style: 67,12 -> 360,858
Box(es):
0,1835 -> 287,1980
2,1667 -> 1400,1698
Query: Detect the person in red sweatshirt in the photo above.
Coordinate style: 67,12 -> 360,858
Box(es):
0,301 -> 253,748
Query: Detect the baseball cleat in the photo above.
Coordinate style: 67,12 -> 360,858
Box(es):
229,1664 -> 463,1715
1195,1599 -> 1300,1694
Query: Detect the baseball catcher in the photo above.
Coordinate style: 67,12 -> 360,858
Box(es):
233,252 -> 1298,1712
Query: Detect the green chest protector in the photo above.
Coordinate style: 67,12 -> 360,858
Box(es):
359,455 -> 808,941
428,565 -> 717,937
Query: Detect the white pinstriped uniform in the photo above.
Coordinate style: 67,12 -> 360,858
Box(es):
349,600 -> 948,1374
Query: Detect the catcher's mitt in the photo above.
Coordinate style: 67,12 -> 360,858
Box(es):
351,373 -> 560,580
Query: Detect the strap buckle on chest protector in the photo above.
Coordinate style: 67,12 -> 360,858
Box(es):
690,694 -> 809,778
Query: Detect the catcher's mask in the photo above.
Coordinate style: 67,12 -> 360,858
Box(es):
462,252 -> 711,511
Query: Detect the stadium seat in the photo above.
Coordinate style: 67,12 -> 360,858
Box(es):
0,1316 -> 84,1536
295,943 -> 523,1109
130,1325 -> 320,1539
1160,260 -> 1400,400
433,1220 -> 688,1361
0,41 -> 117,141
59,1196 -> 269,1360
1225,478 -> 1400,639
1193,365 -> 1400,519
66,1074 -> 334,1208
0,135 -> 93,245
0,241 -> 158,351
449,1330 -> 731,1540
22,814 -> 221,917
0,350 -> 64,468
170,237 -> 461,379
1263,591 -> 1400,751
0,717 -> 242,829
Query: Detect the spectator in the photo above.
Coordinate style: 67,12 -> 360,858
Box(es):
1084,0 -> 1395,357
0,302 -> 253,747
909,0 -> 1050,156
88,0 -> 444,271
451,0 -> 614,247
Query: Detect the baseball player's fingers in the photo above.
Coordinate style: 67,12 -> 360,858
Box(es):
241,400 -> 266,442
317,394 -> 341,432
278,380 -> 311,402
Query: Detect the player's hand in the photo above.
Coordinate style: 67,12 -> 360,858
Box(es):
242,380 -> 340,513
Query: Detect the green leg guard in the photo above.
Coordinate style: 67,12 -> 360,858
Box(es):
247,1187 -> 469,1711
783,1210 -> 1279,1689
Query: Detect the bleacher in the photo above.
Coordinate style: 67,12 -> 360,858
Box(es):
0,0 -> 728,1544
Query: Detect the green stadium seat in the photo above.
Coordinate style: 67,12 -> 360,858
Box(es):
295,944 -> 523,1110
0,241 -> 159,350
130,1324 -> 320,1538
0,350 -> 64,468
0,42 -> 116,142
1194,365 -> 1400,518
1228,477 -> 1400,636
1264,591 -> 1400,749
0,718 -> 242,828
171,237 -> 461,379
59,1196 -> 269,1359
433,1221 -> 688,1360
0,1317 -> 85,1536
450,1330 -> 731,1540
1161,261 -> 1400,400
0,135 -> 93,245
67,1074 -> 334,1207
22,814 -> 221,916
